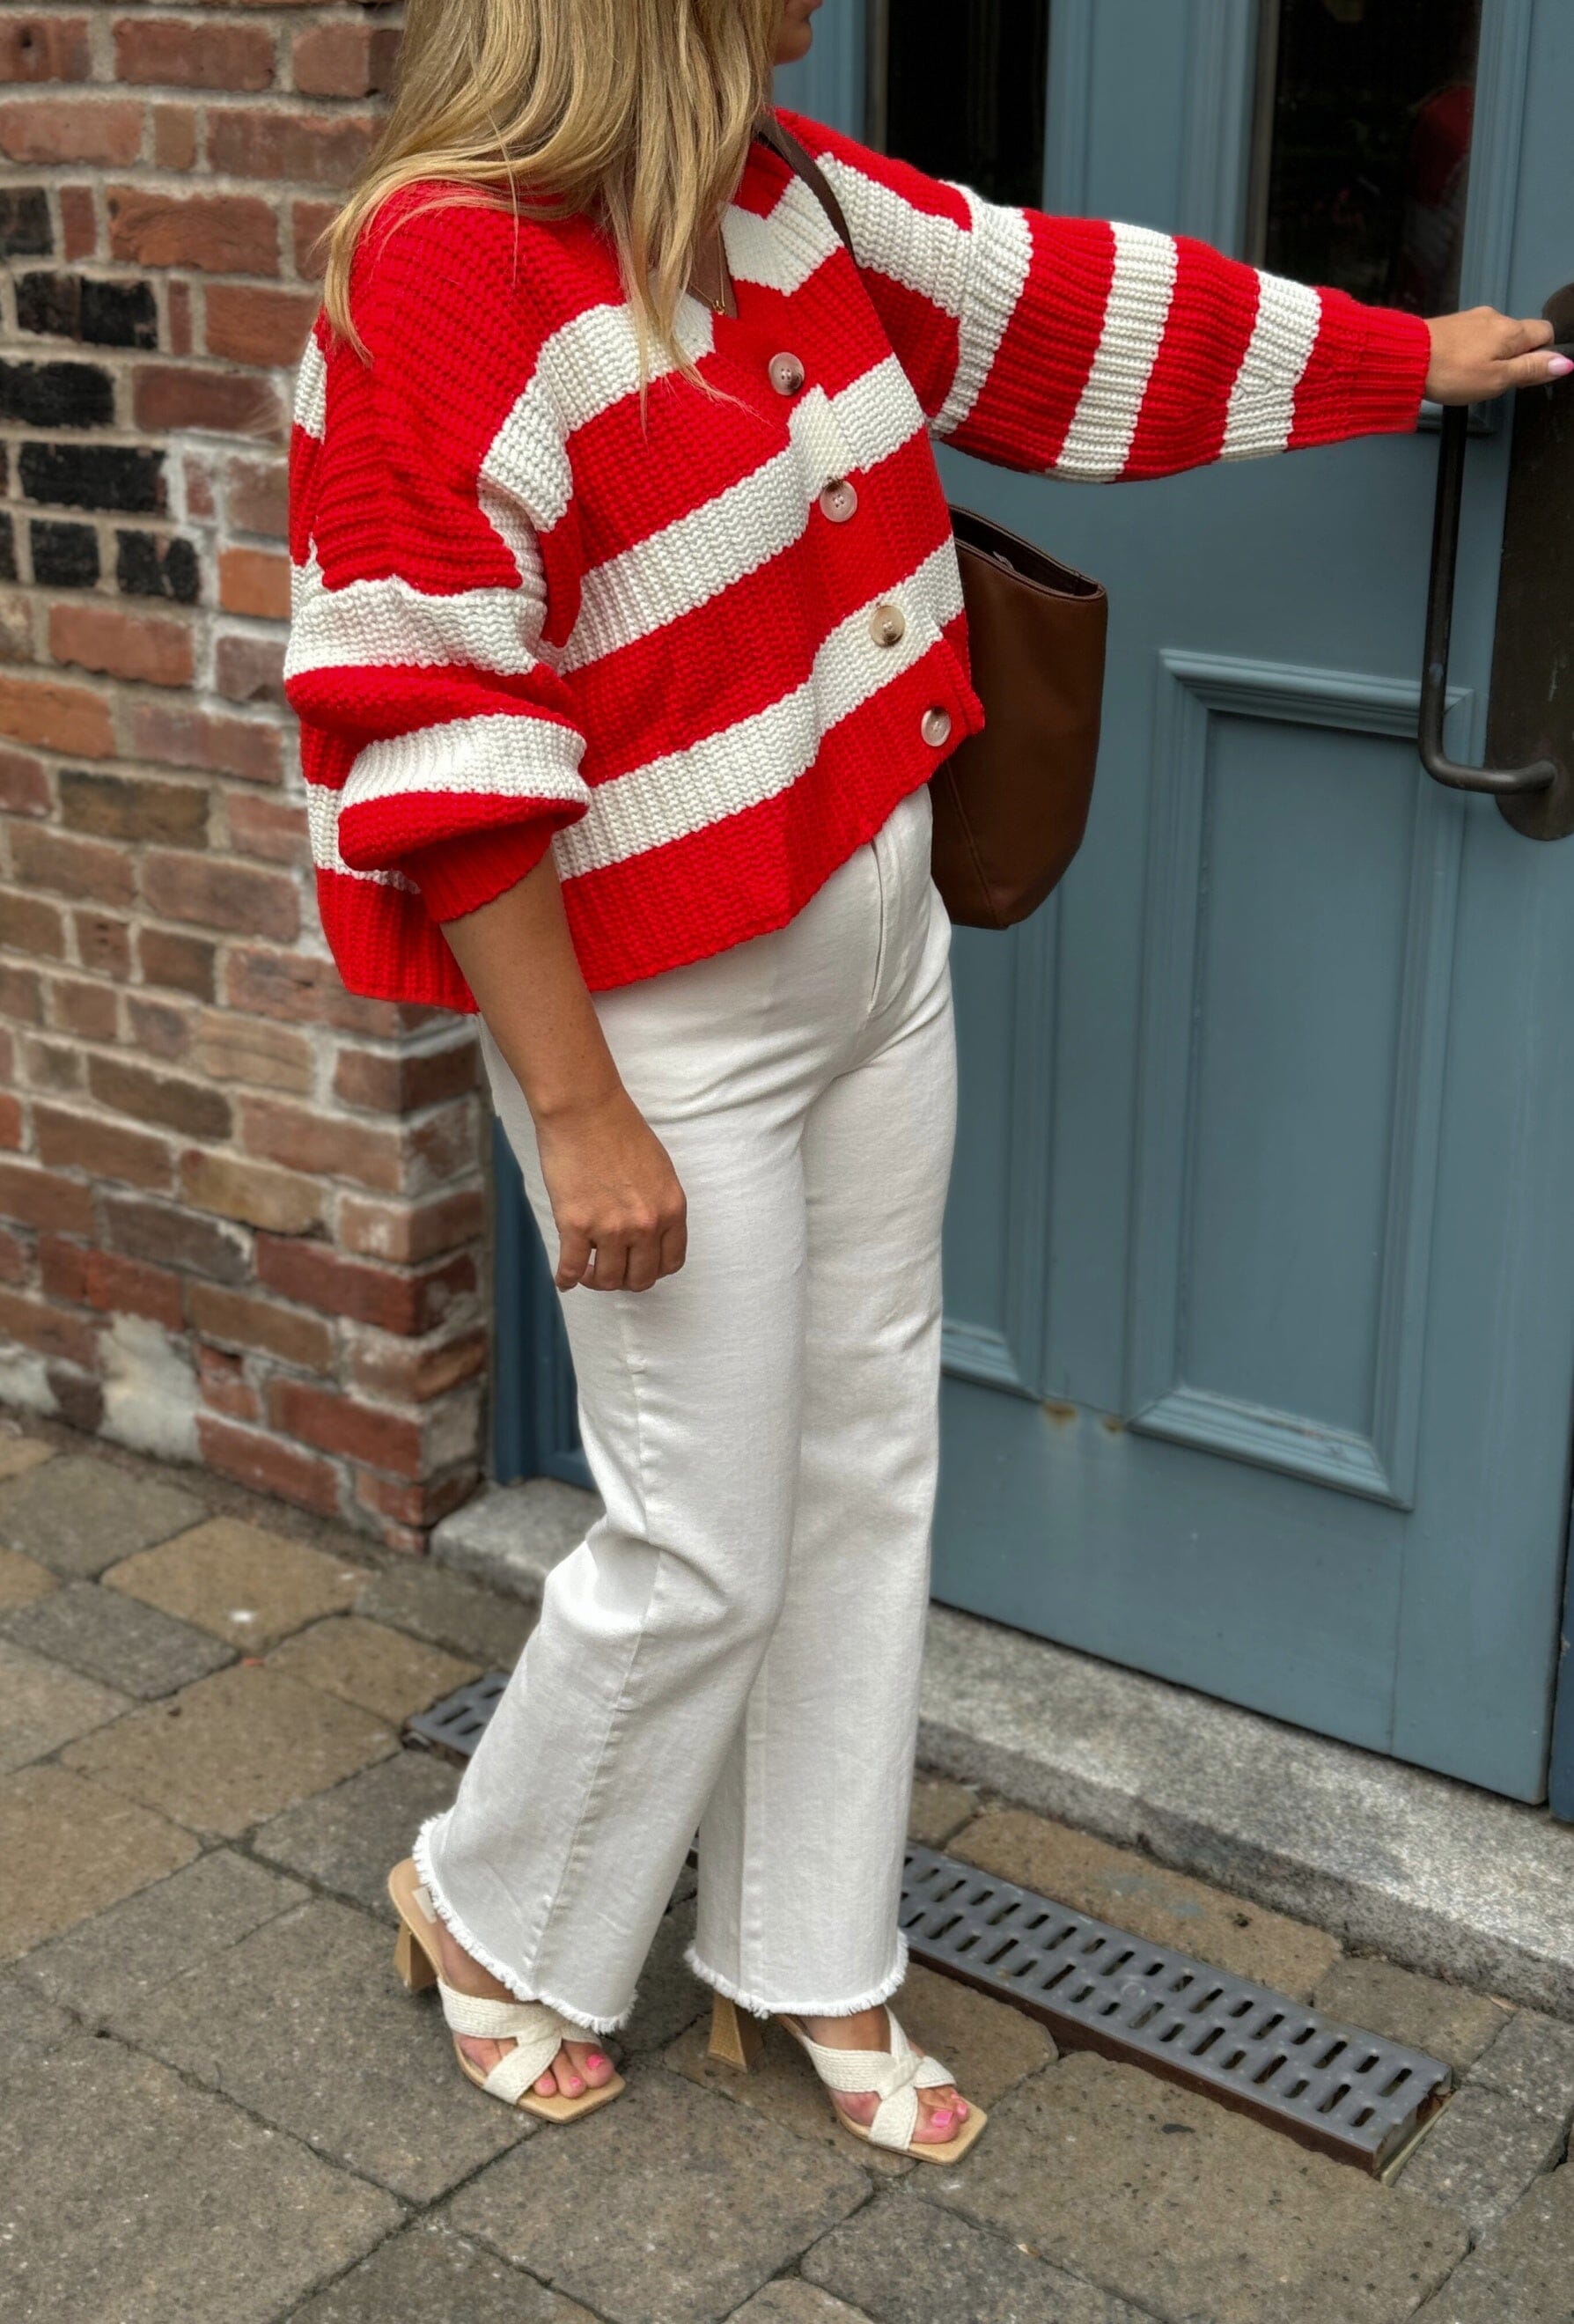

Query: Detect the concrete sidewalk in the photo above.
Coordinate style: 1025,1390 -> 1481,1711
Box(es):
2,1415 -> 1570,2324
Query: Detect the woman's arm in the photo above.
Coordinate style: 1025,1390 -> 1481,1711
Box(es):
433,850 -> 687,1296
776,107 -> 1567,478
286,198 -> 685,1293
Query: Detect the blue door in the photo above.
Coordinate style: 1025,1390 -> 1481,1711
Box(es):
886,0 -> 1574,1803
494,0 -> 1574,1804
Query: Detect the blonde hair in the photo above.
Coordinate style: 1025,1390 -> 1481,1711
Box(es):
322,0 -> 782,378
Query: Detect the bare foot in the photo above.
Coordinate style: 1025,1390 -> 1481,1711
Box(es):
797,2004 -> 970,2144
429,1916 -> 616,2099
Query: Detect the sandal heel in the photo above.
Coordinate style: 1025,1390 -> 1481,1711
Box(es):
708,1994 -> 766,2071
394,1923 -> 437,1993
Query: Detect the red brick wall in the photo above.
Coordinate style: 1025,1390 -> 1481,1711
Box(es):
0,5 -> 493,1550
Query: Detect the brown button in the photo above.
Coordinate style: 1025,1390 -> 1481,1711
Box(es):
869,602 -> 906,649
819,478 -> 858,524
769,352 -> 805,395
921,706 -> 953,749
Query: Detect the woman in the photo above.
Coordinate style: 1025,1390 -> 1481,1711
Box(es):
285,0 -> 1567,2159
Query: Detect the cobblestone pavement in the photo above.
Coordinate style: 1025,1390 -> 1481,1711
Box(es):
3,1415 -> 1570,2324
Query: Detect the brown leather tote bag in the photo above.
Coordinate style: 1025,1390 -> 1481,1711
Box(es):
757,115 -> 1108,929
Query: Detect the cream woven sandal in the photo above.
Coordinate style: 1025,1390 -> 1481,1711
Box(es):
388,1857 -> 624,2122
708,1993 -> 987,2163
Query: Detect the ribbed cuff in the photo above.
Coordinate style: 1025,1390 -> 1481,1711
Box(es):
1310,290 -> 1433,445
403,820 -> 555,923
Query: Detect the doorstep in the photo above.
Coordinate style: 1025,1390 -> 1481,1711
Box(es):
433,1481 -> 1574,2020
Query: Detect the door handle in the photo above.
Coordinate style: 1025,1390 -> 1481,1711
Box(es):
1418,392 -> 1564,801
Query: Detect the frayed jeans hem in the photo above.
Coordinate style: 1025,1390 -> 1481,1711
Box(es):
410,1813 -> 633,2039
683,1931 -> 909,2022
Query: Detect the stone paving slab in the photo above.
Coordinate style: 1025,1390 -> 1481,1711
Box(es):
445,2063 -> 871,2324
1411,2164 -> 1574,2323
0,1543 -> 58,1609
0,1967 -> 73,2070
0,1431 -> 55,1482
61,1662 -> 397,1837
666,1964 -> 1053,2180
1470,2009 -> 1574,2127
105,1515 -> 370,1651
2,1577 -> 234,1697
289,2219 -> 599,2323
0,1451 -> 203,1576
431,1474 -> 598,1603
1396,2083 -> 1566,2241
0,1761 -> 197,1960
0,2027 -> 401,2324
18,1846 -> 306,2019
0,1631 -> 132,1771
111,1891 -> 537,2203
252,1746 -> 460,1918
268,1613 -> 480,1723
907,1776 -> 978,1850
1313,1954 -> 1512,2070
802,2191 -> 1156,2324
952,1806 -> 1341,2000
357,1556 -> 536,1667
921,2049 -> 1468,2324
731,2284 -> 875,2322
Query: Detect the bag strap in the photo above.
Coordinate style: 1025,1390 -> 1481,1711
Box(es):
754,112 -> 858,268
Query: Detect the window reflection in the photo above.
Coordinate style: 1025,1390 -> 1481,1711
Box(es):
1253,0 -> 1482,316
874,0 -> 1051,210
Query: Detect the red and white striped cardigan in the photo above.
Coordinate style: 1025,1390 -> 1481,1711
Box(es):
284,107 -> 1433,1011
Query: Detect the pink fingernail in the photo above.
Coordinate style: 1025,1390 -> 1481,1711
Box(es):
1548,355 -> 1573,377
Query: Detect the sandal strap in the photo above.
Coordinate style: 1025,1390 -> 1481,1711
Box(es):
480,2036 -> 568,2105
435,1982 -> 564,2041
437,1984 -> 589,2103
791,2009 -> 959,2154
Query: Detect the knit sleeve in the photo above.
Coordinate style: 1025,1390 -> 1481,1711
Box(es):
775,108 -> 1433,483
283,195 -> 590,926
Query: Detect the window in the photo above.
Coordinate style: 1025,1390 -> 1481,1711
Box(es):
1248,0 -> 1482,315
867,0 -> 1051,210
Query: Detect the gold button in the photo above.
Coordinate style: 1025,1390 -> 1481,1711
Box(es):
869,602 -> 906,649
769,352 -> 805,395
921,706 -> 952,749
819,478 -> 858,523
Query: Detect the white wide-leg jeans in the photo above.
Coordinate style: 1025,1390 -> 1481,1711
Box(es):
413,782 -> 957,2034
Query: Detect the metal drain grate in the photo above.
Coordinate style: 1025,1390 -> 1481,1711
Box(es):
406,1669 -> 510,1759
901,1842 -> 1450,2171
401,1678 -> 1451,2171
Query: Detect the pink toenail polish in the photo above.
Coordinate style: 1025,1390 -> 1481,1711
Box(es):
586,2053 -> 607,2070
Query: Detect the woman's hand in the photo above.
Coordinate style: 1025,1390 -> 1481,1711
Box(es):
1424,307 -> 1572,404
430,846 -> 688,1294
534,1085 -> 688,1293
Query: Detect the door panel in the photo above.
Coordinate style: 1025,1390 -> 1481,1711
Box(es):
1128,663 -> 1461,1509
